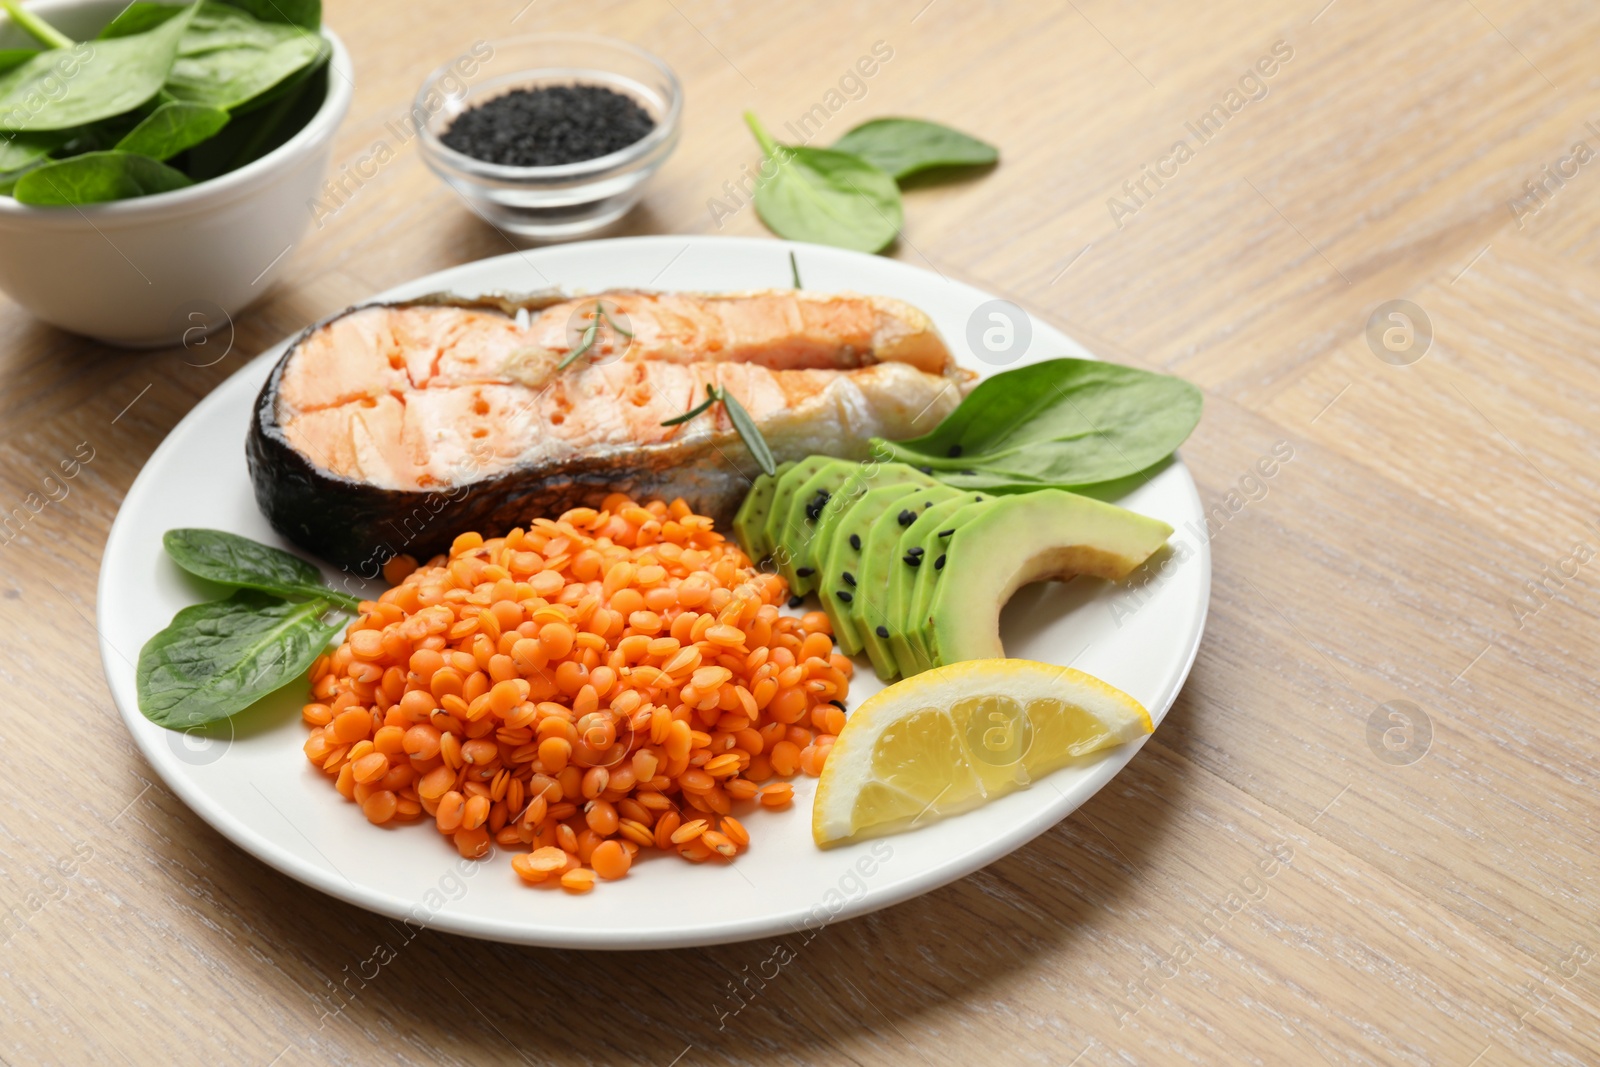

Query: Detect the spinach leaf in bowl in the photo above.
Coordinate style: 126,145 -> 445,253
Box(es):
0,0 -> 327,205
220,0 -> 320,30
165,1 -> 329,111
0,3 -> 197,132
115,99 -> 230,159
97,0 -> 191,39
0,47 -> 39,73
0,129 -> 66,171
12,150 -> 192,204
184,54 -> 325,177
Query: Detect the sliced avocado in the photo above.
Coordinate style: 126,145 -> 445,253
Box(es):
904,495 -> 998,670
774,458 -> 863,595
815,468 -> 937,655
732,460 -> 797,561
922,491 -> 1173,670
761,456 -> 837,574
855,483 -> 964,679
885,491 -> 987,674
802,464 -> 879,588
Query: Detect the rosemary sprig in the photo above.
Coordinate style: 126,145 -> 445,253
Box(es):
659,384 -> 778,477
789,250 -> 802,288
719,386 -> 777,476
660,384 -> 721,426
556,300 -> 633,372
598,302 -> 633,338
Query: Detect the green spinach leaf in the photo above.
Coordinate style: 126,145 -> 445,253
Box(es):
0,155 -> 44,192
0,127 -> 64,170
227,27 -> 324,113
745,111 -> 902,253
98,1 -> 189,39
871,359 -> 1202,489
115,99 -> 228,159
0,3 -> 196,132
137,590 -> 342,728
0,3 -> 195,132
102,0 -> 329,41
832,117 -> 998,181
165,1 -> 325,111
216,0 -> 320,30
163,528 -> 360,607
12,149 -> 190,203
0,48 -> 41,73
183,51 -> 321,176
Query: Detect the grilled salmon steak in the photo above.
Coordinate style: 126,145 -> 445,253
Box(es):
248,289 -> 974,574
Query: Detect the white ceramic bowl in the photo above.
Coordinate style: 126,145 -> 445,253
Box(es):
0,0 -> 352,347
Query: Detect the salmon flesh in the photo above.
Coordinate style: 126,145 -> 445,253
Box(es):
247,289 -> 974,575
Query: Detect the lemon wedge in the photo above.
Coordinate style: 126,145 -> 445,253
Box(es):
812,659 -> 1153,845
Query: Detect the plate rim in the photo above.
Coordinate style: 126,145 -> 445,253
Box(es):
97,234 -> 1210,949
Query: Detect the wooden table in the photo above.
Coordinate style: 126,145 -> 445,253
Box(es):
4,0 -> 1597,1062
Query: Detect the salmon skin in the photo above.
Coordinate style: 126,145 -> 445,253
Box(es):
247,288 -> 973,575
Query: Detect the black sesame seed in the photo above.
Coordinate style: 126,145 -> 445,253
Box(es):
849,533 -> 861,550
836,589 -> 854,602
440,84 -> 656,167
875,625 -> 889,638
903,554 -> 922,566
787,595 -> 804,608
934,554 -> 946,569
842,571 -> 856,586
796,567 -> 814,578
829,699 -> 846,710
906,546 -> 925,556
918,466 -> 932,474
897,509 -> 915,526
938,528 -> 955,538
947,444 -> 963,457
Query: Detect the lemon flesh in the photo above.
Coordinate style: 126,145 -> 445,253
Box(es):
813,659 -> 1153,845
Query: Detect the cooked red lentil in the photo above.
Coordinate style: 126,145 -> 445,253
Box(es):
301,495 -> 846,892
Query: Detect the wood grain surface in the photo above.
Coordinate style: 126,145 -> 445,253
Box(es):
2,0 -> 1597,1063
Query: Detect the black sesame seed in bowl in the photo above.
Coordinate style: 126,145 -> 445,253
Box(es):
417,34 -> 682,240
440,85 -> 657,167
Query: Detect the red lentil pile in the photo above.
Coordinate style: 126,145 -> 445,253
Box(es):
300,496 -> 847,892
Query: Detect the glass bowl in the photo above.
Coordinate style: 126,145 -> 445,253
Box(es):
417,33 -> 681,240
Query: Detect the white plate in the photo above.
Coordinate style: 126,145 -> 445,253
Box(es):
98,236 -> 1209,949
